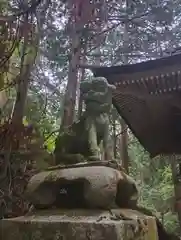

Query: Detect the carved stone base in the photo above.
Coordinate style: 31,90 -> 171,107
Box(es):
25,165 -> 138,209
0,209 -> 158,240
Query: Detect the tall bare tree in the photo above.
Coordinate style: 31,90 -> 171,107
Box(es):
119,0 -> 129,173
62,0 -> 108,128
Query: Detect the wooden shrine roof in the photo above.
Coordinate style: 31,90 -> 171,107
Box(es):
90,53 -> 181,157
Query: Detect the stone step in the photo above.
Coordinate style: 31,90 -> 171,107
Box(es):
0,209 -> 158,240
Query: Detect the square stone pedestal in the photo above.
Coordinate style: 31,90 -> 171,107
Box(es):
0,209 -> 158,240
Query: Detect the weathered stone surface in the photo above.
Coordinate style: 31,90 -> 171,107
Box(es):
25,166 -> 138,209
0,209 -> 158,240
54,77 -> 116,165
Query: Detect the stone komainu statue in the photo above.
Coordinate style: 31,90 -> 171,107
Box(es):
54,77 -> 116,164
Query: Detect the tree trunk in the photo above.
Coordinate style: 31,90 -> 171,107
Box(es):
119,0 -> 129,173
11,24 -> 38,126
61,9 -> 83,128
113,119 -> 117,159
0,19 -> 10,115
77,51 -> 86,119
119,118 -> 129,173
0,18 -> 38,182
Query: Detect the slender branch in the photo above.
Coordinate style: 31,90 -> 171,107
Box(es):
44,129 -> 59,142
108,10 -> 151,23
0,0 -> 43,22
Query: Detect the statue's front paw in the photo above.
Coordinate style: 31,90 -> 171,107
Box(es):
87,156 -> 101,162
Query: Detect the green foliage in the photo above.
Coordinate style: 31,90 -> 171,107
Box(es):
163,212 -> 180,233
129,135 -> 179,235
31,0 -> 181,234
1,0 -> 180,236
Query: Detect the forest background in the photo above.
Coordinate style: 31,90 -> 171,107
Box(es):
0,0 -> 181,236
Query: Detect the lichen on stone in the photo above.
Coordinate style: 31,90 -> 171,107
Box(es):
54,77 -> 116,165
